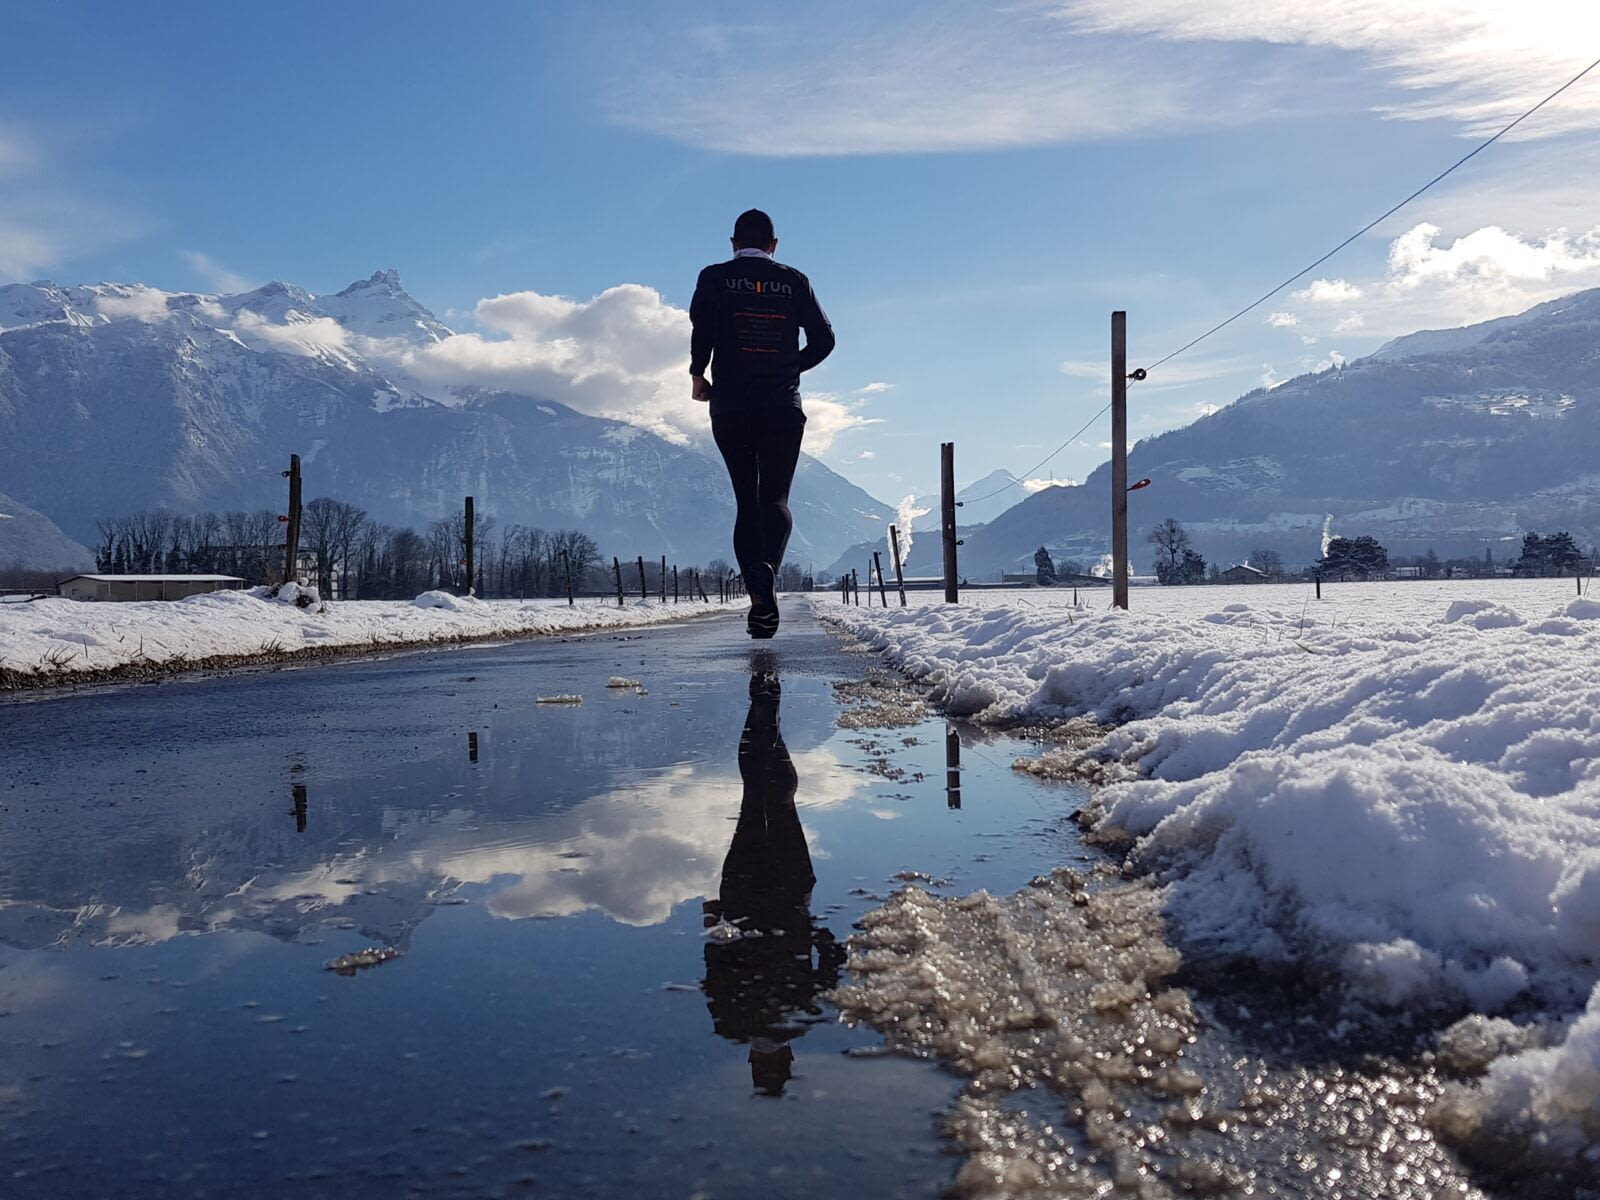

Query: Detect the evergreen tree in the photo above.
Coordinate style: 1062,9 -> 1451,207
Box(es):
1033,546 -> 1057,585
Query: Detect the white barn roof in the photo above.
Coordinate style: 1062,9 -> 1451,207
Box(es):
58,574 -> 245,584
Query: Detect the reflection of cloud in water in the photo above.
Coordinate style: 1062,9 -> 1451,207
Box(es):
402,745 -> 859,926
213,745 -> 860,933
0,737 -> 861,947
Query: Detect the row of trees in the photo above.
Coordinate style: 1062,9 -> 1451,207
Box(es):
92,503 -> 621,601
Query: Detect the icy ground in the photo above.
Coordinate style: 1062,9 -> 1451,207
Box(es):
0,586 -> 728,682
815,579 -> 1600,1179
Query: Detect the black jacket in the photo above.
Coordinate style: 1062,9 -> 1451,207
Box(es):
689,255 -> 835,416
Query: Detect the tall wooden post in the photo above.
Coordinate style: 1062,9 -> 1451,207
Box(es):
941,442 -> 959,603
672,565 -> 679,603
612,556 -> 624,607
282,453 -> 302,585
889,525 -> 908,606
660,555 -> 667,601
637,556 -> 647,600
1111,312 -> 1130,611
292,782 -> 308,833
873,552 -> 889,607
561,549 -> 574,606
463,495 -> 475,597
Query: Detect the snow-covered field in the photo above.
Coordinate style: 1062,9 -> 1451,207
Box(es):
813,578 -> 1600,1163
0,587 -> 730,684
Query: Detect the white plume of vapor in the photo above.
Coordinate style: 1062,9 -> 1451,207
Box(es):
894,494 -> 931,560
1321,513 -> 1335,557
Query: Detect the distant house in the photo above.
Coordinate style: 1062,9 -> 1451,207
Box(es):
57,574 -> 246,602
1219,563 -> 1268,585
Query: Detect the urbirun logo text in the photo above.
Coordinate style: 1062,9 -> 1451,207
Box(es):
724,277 -> 793,297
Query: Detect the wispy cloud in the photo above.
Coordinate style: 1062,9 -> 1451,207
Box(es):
180,251 -> 255,294
0,121 -> 148,283
1057,0 -> 1600,139
1059,354 -> 1252,389
604,3 -> 1295,156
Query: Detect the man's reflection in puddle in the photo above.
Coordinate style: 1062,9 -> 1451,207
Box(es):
703,654 -> 845,1096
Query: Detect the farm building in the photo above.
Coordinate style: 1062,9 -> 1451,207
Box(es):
1218,564 -> 1269,585
57,574 -> 246,602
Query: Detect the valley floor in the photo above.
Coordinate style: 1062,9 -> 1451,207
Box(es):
814,578 -> 1600,1179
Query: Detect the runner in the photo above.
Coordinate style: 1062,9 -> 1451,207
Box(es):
690,209 -> 835,638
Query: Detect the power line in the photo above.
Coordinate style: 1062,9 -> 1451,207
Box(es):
960,52 -> 1600,508
961,402 -> 1111,505
1139,51 -> 1600,376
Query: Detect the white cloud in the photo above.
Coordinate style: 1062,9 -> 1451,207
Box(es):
1387,221 -> 1600,294
858,381 -> 894,394
856,450 -> 876,460
802,392 -> 883,453
1023,476 -> 1077,492
1266,311 -> 1299,327
1292,277 -> 1363,305
1058,0 -> 1600,140
180,250 -> 254,295
1272,221 -> 1600,344
93,287 -> 173,323
232,309 -> 355,359
395,283 -> 873,451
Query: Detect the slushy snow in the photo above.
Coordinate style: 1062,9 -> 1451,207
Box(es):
814,579 -> 1600,1163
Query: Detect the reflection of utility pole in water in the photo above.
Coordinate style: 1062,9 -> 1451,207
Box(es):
945,722 -> 961,810
291,782 -> 308,833
468,731 -> 479,764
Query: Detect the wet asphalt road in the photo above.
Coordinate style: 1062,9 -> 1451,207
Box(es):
0,604 -> 1090,1199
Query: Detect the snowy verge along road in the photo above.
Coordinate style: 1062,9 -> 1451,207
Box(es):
814,579 -> 1600,1186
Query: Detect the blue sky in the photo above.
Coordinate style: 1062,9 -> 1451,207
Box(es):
4,1 -> 1599,503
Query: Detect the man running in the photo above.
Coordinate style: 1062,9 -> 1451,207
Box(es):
691,209 -> 835,638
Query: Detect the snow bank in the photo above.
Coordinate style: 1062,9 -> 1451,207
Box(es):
0,591 -> 729,683
815,581 -> 1600,1159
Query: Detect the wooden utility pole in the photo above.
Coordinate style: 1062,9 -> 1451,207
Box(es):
873,551 -> 889,606
282,453 -> 302,585
612,556 -> 624,606
463,496 -> 475,596
940,442 -> 959,603
889,526 -> 908,606
1111,312 -> 1130,611
561,550 -> 574,605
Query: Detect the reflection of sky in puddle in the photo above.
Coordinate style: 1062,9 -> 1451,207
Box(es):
0,624 -> 1088,1197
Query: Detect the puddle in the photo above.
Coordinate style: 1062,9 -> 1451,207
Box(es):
0,614 -> 1091,1198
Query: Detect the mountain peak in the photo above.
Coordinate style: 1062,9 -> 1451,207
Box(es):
338,269 -> 405,297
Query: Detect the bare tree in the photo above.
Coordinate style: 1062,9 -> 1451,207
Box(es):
1146,518 -> 1190,581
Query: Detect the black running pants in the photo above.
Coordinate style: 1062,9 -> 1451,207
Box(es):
711,406 -> 806,592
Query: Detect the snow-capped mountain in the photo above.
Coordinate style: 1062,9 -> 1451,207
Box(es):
0,273 -> 890,568
0,491 -> 93,571
901,288 -> 1600,576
